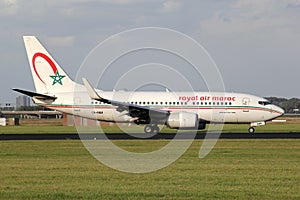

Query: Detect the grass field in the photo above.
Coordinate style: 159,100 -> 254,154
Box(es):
0,116 -> 298,134
0,123 -> 299,134
0,125 -> 77,134
0,139 -> 299,199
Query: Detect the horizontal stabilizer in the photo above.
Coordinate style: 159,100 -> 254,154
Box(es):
12,88 -> 57,100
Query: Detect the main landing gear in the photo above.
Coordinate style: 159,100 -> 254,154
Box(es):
144,124 -> 160,133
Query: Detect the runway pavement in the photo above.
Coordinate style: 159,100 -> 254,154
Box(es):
1,132 -> 300,140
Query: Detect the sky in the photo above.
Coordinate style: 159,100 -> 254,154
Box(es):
0,0 -> 299,103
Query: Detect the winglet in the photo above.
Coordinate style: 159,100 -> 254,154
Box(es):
82,78 -> 109,103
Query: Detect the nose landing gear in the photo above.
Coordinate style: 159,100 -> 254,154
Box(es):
248,121 -> 266,133
248,127 -> 255,133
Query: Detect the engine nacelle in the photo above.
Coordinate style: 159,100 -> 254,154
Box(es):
167,112 -> 199,129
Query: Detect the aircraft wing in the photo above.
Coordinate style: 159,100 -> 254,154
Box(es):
82,78 -> 169,123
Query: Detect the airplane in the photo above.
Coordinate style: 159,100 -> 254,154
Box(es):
13,36 -> 284,134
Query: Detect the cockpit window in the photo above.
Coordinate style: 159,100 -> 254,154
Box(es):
258,101 -> 271,106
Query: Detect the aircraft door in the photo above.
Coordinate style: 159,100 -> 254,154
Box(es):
242,98 -> 250,112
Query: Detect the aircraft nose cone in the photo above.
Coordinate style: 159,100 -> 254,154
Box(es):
279,107 -> 285,115
274,106 -> 285,116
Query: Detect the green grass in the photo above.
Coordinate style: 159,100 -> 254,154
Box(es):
208,123 -> 300,133
0,125 -> 76,134
0,139 -> 299,199
0,123 -> 299,134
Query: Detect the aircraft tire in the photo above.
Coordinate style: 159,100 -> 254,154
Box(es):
144,124 -> 160,133
152,125 -> 160,133
144,125 -> 153,133
248,127 -> 255,133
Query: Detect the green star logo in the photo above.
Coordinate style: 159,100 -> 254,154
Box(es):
50,70 -> 65,85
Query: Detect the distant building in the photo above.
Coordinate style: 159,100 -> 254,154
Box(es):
16,95 -> 31,109
0,102 -> 15,110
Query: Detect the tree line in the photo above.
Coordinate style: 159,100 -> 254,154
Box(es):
265,97 -> 300,113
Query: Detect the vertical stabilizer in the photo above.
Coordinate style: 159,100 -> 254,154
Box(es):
23,36 -> 74,94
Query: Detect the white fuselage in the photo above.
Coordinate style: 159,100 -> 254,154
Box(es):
39,90 -> 284,124
20,36 -> 285,133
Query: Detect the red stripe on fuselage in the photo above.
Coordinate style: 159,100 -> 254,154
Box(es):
47,105 -> 279,114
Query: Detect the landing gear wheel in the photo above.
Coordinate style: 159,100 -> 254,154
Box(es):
248,127 -> 255,133
152,125 -> 160,133
144,125 -> 153,133
144,125 -> 160,133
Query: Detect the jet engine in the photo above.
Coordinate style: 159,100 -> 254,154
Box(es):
167,112 -> 199,129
